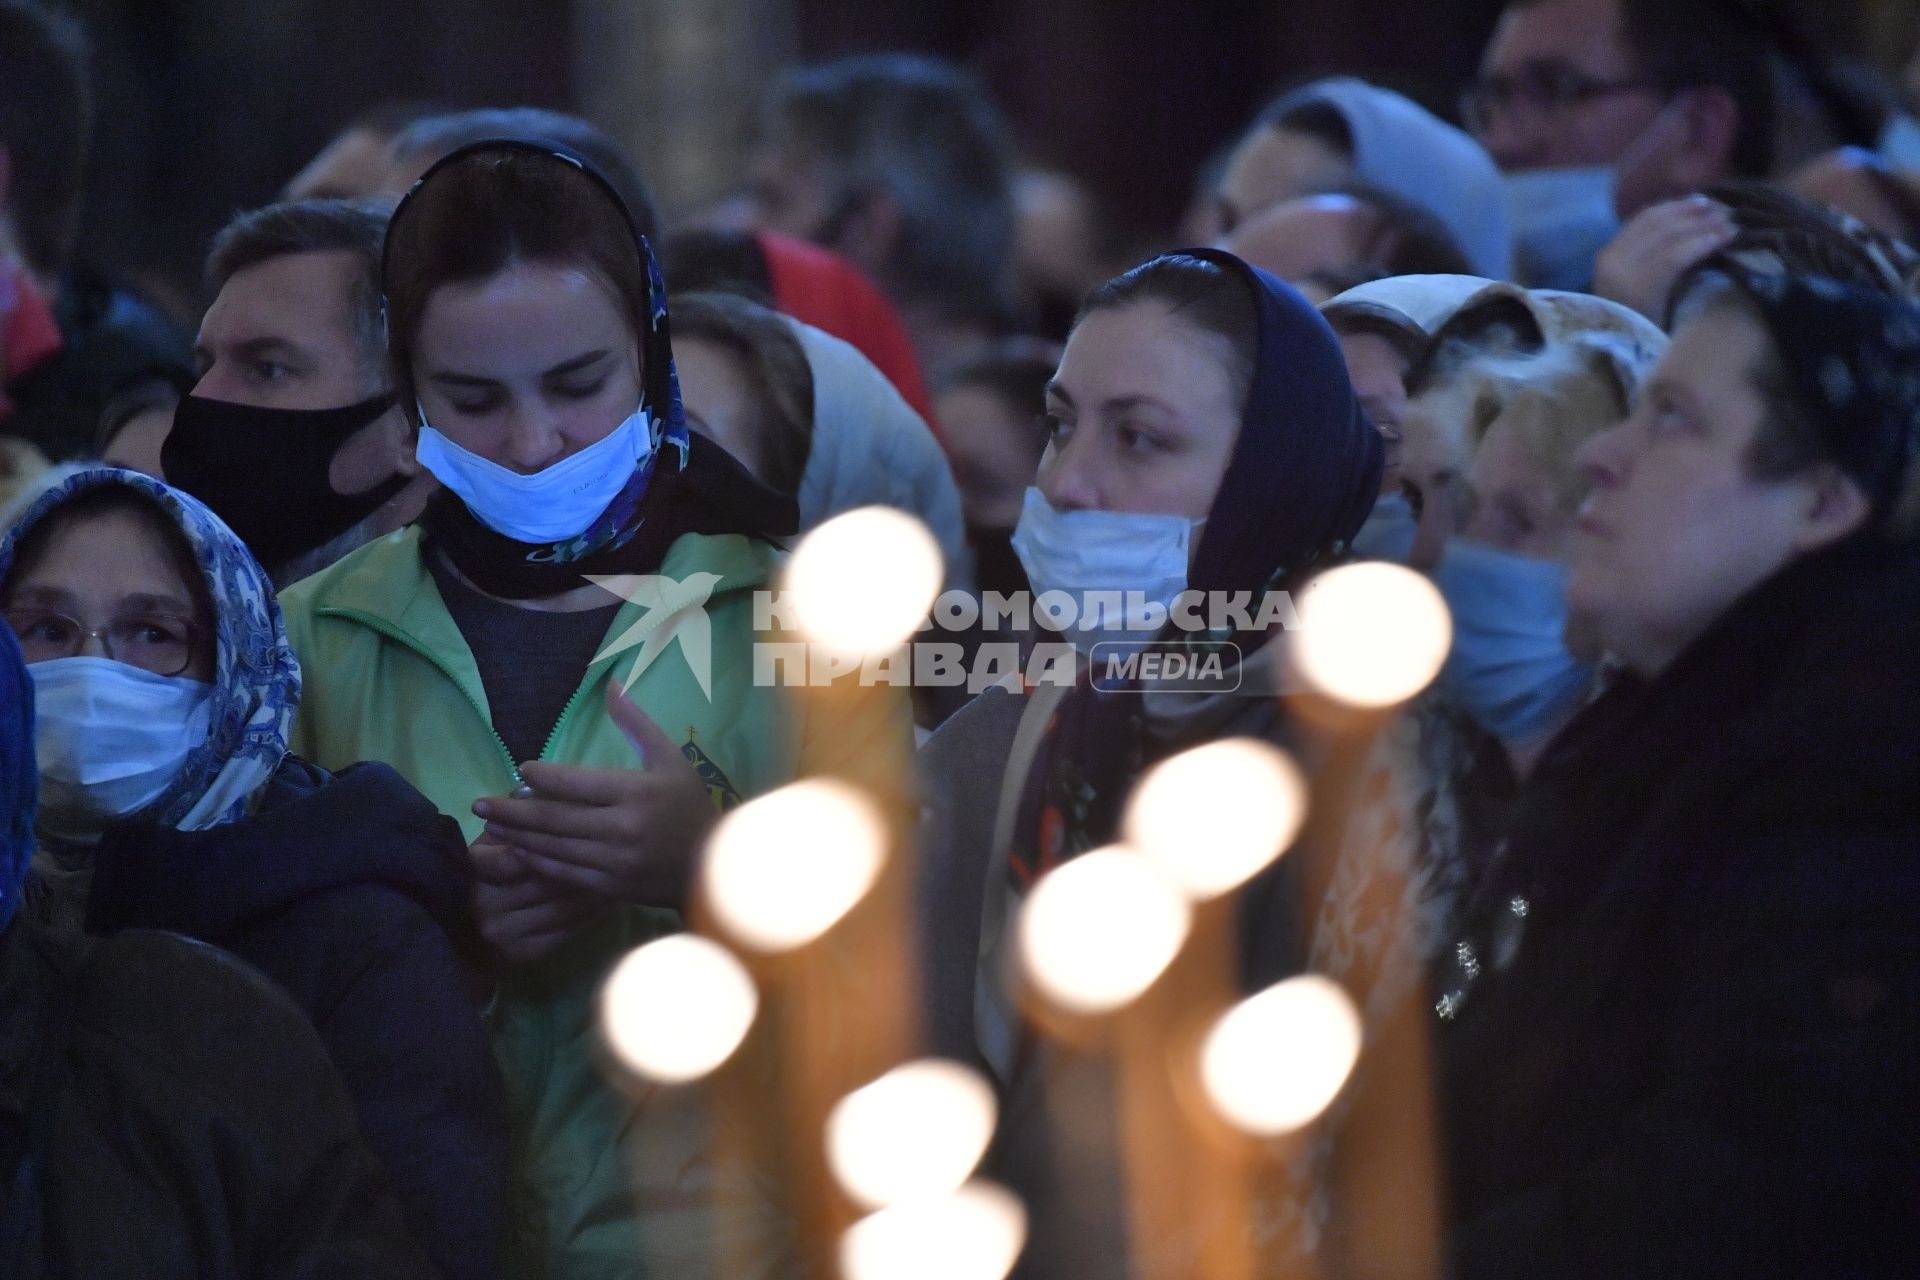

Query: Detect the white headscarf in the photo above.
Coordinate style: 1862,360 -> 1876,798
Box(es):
1272,78 -> 1514,280
784,319 -> 972,590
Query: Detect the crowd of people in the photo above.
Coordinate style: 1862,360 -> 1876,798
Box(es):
1,0 -> 1918,1275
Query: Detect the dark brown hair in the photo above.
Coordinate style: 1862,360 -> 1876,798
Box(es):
382,147 -> 649,412
1076,254 -> 1260,411
667,292 -> 814,498
206,198 -> 393,384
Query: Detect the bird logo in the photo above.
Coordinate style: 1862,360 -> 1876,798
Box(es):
587,571 -> 724,701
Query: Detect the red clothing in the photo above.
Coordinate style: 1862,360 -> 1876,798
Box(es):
755,231 -> 939,437
0,268 -> 63,419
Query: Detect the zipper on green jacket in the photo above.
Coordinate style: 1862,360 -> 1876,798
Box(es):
532,578 -> 702,765
317,605 -> 525,786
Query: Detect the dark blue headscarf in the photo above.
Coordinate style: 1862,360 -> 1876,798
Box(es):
1182,247 -> 1385,601
0,624 -> 35,931
1010,250 -> 1386,881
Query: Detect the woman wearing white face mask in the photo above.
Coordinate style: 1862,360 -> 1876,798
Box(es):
0,467 -> 503,1279
917,249 -> 1384,1274
277,141 -> 911,1276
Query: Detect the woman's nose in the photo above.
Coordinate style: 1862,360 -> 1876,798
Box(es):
502,404 -> 566,473
1038,437 -> 1101,512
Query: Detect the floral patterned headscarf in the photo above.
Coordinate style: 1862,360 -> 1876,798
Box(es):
1707,268 -> 1920,523
0,467 -> 300,831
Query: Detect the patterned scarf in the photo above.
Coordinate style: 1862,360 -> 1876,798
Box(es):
0,467 -> 300,831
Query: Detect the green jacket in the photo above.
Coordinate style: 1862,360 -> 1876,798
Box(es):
280,527 -> 908,1278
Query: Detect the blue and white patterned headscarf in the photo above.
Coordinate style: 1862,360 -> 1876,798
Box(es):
0,625 -> 35,930
0,467 -> 301,830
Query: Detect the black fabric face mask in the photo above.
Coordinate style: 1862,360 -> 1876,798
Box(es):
162,391 -> 407,570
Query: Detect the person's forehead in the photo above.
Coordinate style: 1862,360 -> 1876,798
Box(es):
201,249 -> 362,345
1487,0 -> 1633,75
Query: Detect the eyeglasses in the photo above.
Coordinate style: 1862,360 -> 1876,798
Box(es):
3,606 -> 209,677
1461,65 -> 1664,136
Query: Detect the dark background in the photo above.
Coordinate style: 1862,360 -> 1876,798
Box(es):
63,0 -> 1899,317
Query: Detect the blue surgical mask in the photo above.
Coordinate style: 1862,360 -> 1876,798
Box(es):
1879,113 -> 1920,171
1009,488 -> 1199,652
30,657 -> 214,840
1431,539 -> 1595,746
1503,166 -> 1619,291
1352,491 -> 1419,563
414,402 -> 654,544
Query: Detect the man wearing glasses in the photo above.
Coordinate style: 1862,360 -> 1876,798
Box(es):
1463,0 -> 1775,289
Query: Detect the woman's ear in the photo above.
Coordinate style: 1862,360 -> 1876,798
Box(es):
1795,463 -> 1873,553
384,403 -> 423,477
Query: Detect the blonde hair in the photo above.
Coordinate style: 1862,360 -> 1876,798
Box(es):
1401,336 -> 1640,514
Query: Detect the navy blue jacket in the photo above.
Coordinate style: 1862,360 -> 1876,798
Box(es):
86,756 -> 507,1280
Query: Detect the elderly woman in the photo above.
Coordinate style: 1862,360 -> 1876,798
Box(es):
0,553 -> 436,1278
1440,269 -> 1920,1276
0,467 -> 505,1280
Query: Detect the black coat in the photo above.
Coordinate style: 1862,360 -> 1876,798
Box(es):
87,757 -> 507,1280
0,920 -> 436,1277
1441,538 -> 1920,1277
6,270 -> 193,460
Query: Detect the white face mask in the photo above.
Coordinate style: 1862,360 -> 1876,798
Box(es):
31,657 -> 214,840
1503,165 -> 1620,291
414,402 -> 654,544
1009,487 -> 1201,652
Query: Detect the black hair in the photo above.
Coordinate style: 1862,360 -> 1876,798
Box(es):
389,107 -> 658,242
1077,254 -> 1259,411
1267,99 -> 1356,157
935,338 -> 1060,457
659,228 -> 776,308
1338,184 -> 1476,278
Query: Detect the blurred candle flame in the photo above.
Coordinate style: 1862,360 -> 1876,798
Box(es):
839,1179 -> 1027,1280
1291,562 -> 1452,708
1199,974 -> 1363,1136
1018,847 -> 1191,1016
826,1058 -> 999,1211
600,934 -> 758,1084
787,505 -> 944,658
702,779 -> 887,953
1123,738 -> 1308,900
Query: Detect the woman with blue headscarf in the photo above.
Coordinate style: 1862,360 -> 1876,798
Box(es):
0,467 -> 505,1280
0,619 -> 434,1277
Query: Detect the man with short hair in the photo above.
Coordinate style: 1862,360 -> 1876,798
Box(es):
160,198 -> 432,585
1465,0 -> 1776,287
746,53 -> 1017,371
0,0 -> 191,460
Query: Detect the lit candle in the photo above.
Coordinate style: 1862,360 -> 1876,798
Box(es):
839,1179 -> 1027,1280
1282,561 -> 1452,1280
